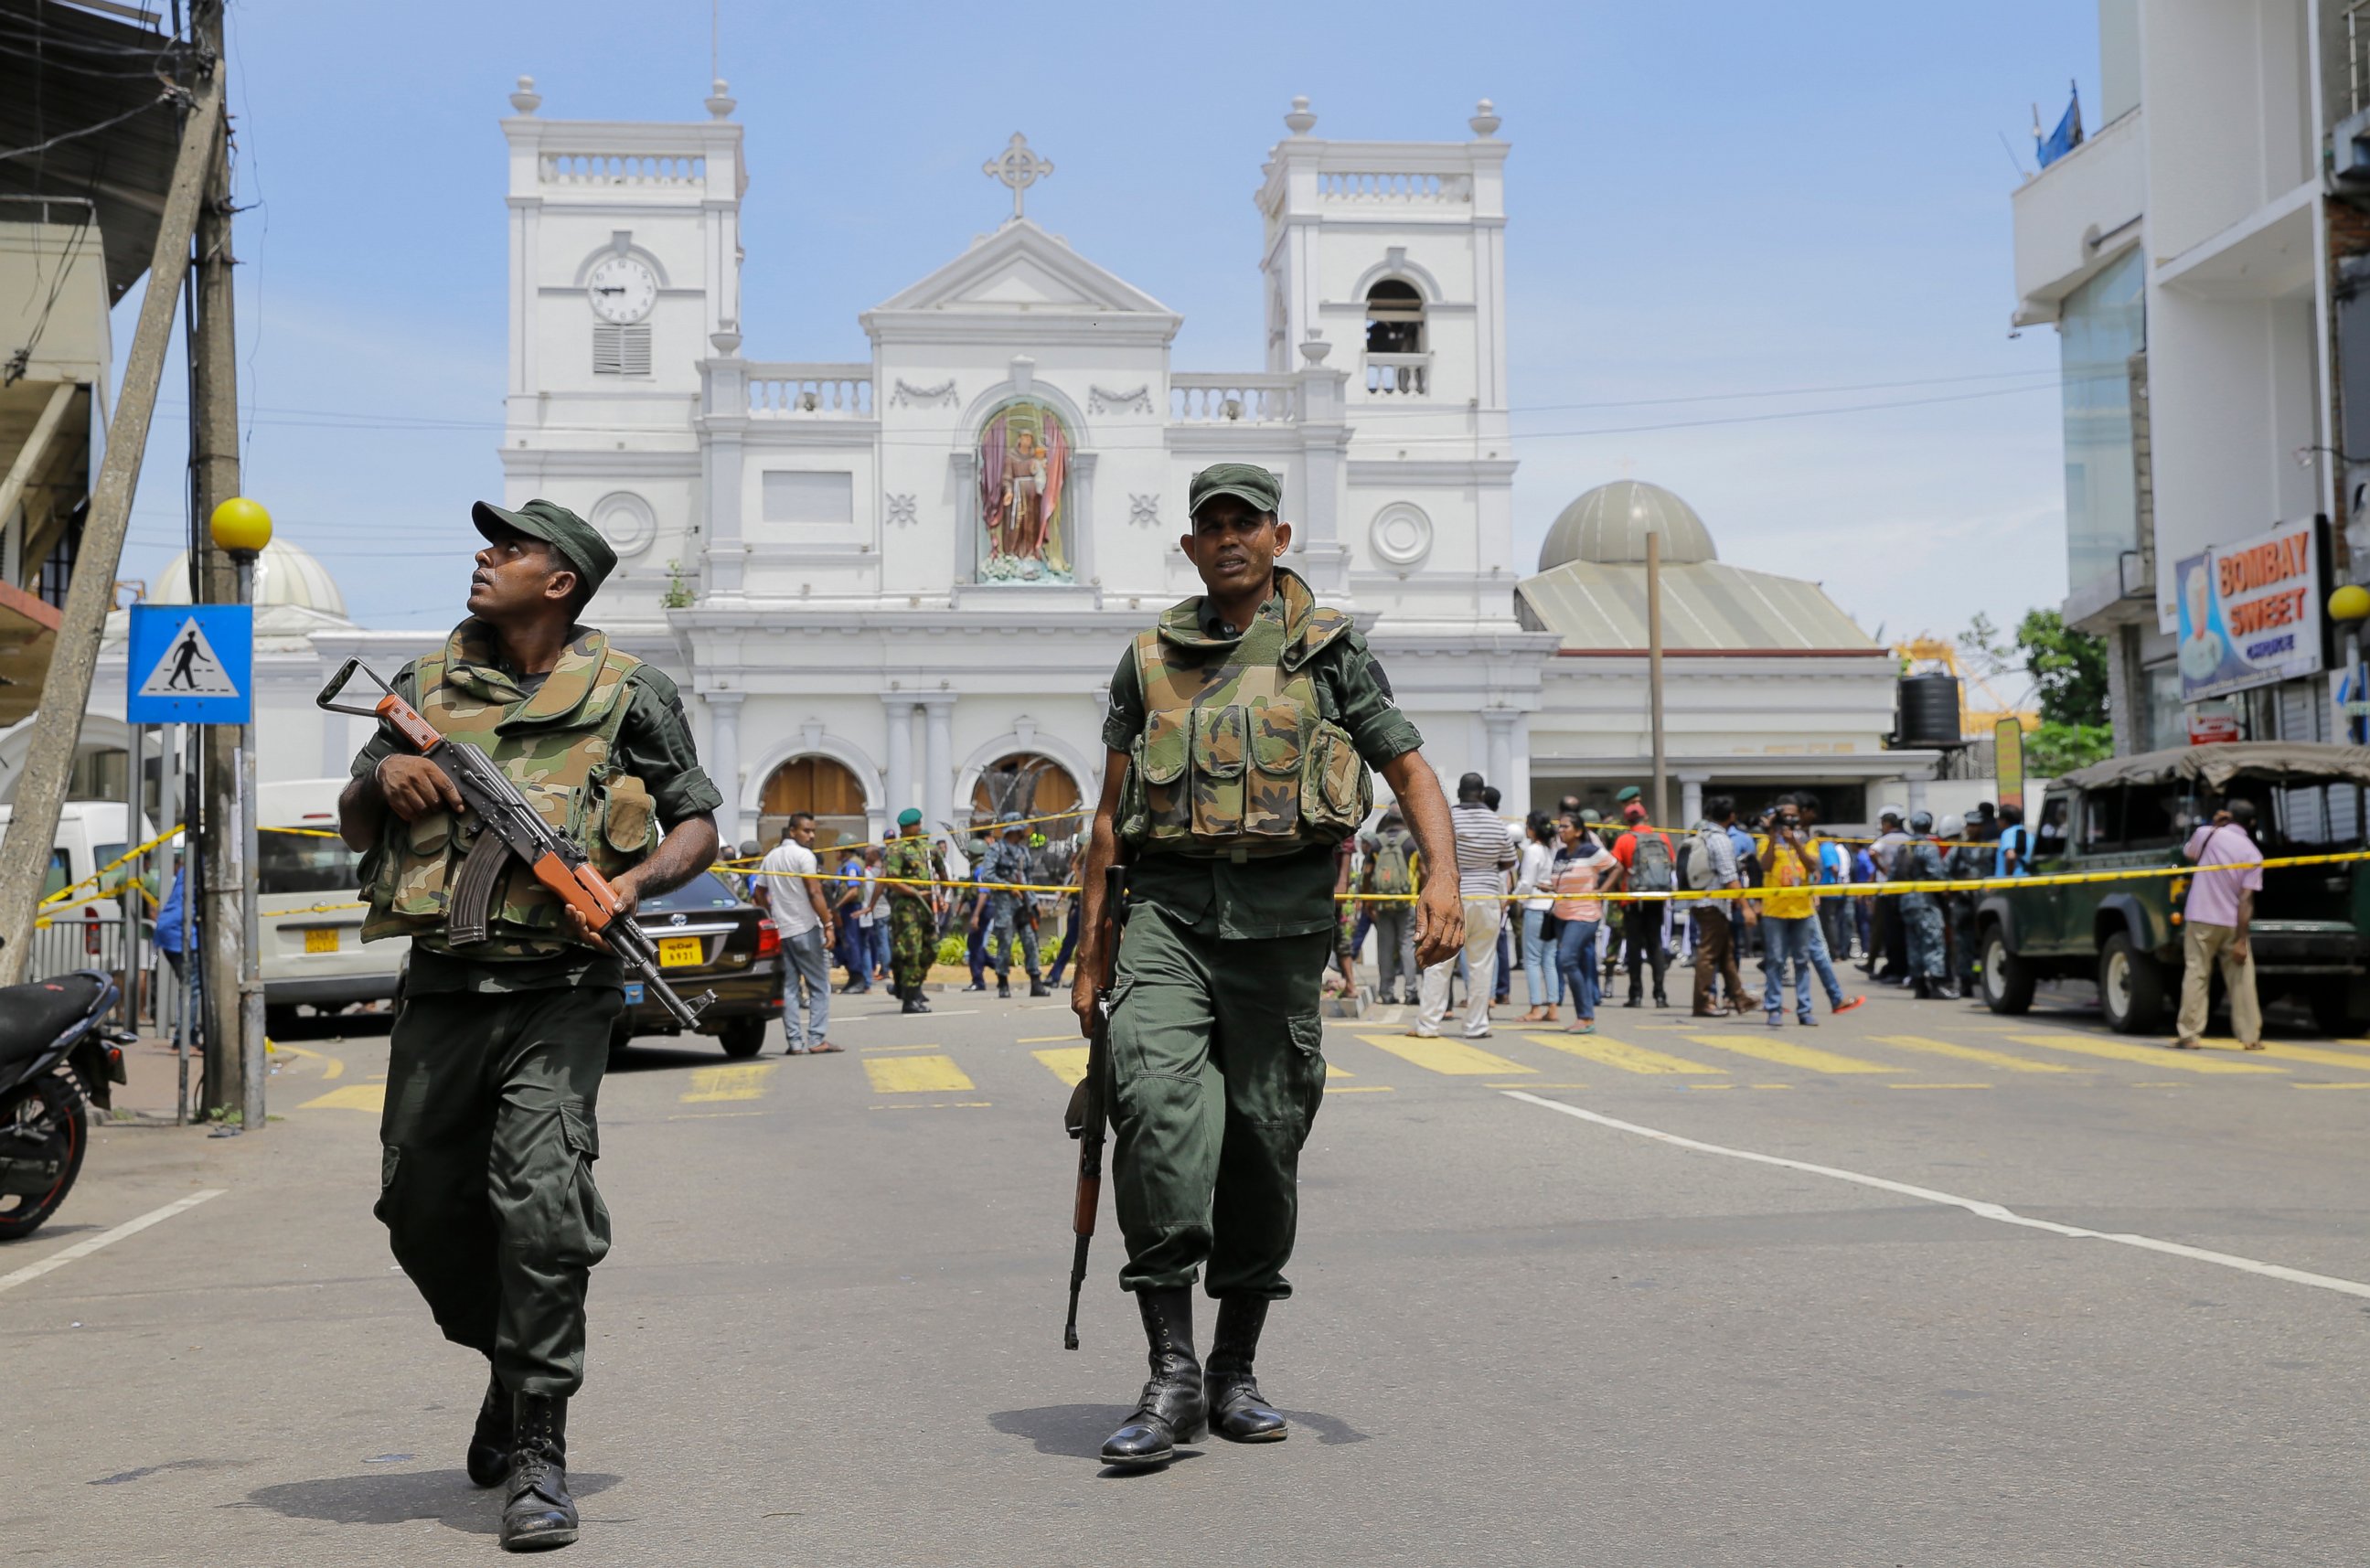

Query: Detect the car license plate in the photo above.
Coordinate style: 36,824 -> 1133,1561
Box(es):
303,927 -> 339,955
623,982 -> 645,1005
657,936 -> 702,968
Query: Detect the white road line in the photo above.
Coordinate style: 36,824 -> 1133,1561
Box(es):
0,1189 -> 226,1298
1504,1093 -> 2370,1302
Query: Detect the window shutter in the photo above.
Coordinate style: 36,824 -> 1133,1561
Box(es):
592,324 -> 652,377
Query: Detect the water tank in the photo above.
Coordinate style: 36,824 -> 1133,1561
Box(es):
1895,675 -> 1964,748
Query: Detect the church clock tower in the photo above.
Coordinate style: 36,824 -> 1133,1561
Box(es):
497,75 -> 746,624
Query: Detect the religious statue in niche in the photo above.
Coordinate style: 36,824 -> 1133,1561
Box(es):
977,401 -> 1072,582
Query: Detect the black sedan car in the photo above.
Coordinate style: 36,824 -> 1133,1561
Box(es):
612,869 -> 785,1058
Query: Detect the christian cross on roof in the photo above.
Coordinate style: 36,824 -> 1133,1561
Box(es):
984,133 -> 1053,222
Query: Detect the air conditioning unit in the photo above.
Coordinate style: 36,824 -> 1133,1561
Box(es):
2334,107 -> 2370,187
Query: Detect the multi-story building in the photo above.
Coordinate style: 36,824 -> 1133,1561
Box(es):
2012,0 -> 2365,753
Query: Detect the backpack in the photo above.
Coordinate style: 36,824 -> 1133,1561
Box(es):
1630,830 -> 1675,894
1369,830 -> 1415,897
1681,826 -> 1721,891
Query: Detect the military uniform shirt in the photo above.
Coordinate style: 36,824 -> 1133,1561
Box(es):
351,646 -> 723,993
1102,593 -> 1423,939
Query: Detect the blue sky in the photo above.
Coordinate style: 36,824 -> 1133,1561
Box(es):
120,0 -> 2099,645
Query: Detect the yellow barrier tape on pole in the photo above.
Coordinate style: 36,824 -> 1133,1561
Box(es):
34,826 -> 183,911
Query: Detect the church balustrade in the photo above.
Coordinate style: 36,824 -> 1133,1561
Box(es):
1364,353 -> 1431,396
746,364 -> 876,417
539,153 -> 707,187
1169,375 -> 1300,424
1317,170 -> 1471,203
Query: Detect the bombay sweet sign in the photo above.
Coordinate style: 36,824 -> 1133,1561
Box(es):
2174,518 -> 2324,703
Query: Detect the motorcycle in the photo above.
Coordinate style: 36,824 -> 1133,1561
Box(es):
0,970 -> 131,1242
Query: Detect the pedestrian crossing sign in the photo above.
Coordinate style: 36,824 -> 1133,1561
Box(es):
126,603 -> 252,723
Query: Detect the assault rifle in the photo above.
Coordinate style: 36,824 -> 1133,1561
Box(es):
1062,861 -> 1126,1349
317,658 -> 714,1029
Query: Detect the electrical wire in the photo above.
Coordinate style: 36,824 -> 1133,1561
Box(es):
0,91 -> 176,164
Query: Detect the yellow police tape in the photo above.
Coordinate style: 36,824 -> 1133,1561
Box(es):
726,846 -> 2370,904
48,841 -> 2363,928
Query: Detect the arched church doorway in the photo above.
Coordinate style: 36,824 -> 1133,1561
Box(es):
966,752 -> 1082,839
759,755 -> 869,850
967,752 -> 1083,888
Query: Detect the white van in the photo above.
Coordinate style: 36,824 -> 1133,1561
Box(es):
0,801 -> 147,977
259,778 -> 406,1029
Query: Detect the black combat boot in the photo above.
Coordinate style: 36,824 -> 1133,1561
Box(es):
465,1371 -> 512,1488
901,987 -> 927,1015
998,979 -> 1012,999
1204,1296 -> 1289,1443
499,1393 -> 578,1552
1100,1286 -> 1206,1468
1028,976 -> 1052,998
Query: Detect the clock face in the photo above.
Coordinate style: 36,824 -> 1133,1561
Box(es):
586,256 -> 657,324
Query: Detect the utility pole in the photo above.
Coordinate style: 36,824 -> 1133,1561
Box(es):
0,53 -> 223,983
188,0 -> 247,1123
1647,528 -> 1668,828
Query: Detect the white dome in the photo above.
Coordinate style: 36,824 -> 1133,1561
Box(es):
1538,480 -> 1717,571
150,535 -> 348,619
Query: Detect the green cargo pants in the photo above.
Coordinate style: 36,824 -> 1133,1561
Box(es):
377,985 -> 618,1399
1106,902 -> 1329,1299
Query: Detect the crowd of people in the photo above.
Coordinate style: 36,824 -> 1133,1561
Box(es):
741,773 -> 2277,1054
1329,783 -> 2070,1034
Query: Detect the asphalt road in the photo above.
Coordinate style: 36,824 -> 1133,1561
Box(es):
5,973 -> 2370,1566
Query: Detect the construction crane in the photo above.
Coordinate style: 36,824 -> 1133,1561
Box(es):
1892,636 -> 2039,739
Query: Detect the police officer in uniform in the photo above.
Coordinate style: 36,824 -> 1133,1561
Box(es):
338,499 -> 721,1552
1896,809 -> 1953,1000
979,815 -> 1047,997
1071,463 -> 1463,1468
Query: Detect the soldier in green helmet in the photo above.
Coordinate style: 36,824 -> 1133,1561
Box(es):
882,807 -> 940,1014
338,498 -> 721,1552
1070,462 -> 1464,1468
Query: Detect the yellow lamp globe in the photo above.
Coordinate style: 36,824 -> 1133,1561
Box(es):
208,496 -> 272,555
2332,582 -> 2370,624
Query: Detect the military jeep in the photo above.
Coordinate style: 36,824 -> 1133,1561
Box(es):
1976,741 -> 2370,1034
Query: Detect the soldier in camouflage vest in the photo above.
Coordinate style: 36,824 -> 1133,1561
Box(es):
338,499 -> 721,1552
882,808 -> 940,1014
1068,463 -> 1466,1469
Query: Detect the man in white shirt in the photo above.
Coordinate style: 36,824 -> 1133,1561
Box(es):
754,813 -> 840,1053
1411,772 -> 1517,1040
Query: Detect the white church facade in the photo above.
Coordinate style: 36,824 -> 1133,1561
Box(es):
427,83 -> 1550,848
11,86 -> 1948,848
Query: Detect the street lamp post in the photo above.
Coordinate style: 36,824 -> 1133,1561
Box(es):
2333,583 -> 2370,748
210,496 -> 271,1133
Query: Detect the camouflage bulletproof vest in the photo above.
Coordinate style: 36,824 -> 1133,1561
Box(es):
1117,570 -> 1372,859
360,623 -> 658,957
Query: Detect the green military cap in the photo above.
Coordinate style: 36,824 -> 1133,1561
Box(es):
897,807 -> 923,828
1615,785 -> 1642,805
1189,463 -> 1283,519
472,497 -> 618,601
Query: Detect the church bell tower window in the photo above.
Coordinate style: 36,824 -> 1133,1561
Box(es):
1364,280 -> 1425,355
1363,279 -> 1428,397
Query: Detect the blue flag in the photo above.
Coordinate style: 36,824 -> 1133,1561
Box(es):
2035,82 -> 2084,169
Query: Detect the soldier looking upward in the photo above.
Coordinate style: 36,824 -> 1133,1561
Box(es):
337,499 -> 721,1552
1070,463 -> 1463,1469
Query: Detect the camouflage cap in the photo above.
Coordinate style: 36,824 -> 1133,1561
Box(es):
472,498 -> 618,601
1189,463 -> 1282,519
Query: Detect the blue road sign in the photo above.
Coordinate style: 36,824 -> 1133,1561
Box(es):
126,603 -> 252,724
